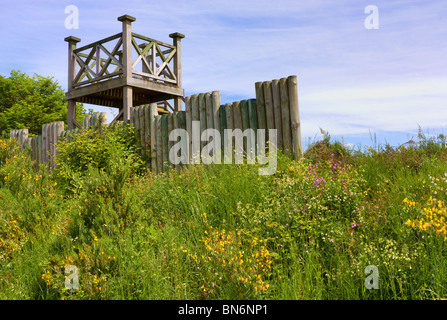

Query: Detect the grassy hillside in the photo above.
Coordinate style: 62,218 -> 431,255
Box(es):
1,126 -> 447,300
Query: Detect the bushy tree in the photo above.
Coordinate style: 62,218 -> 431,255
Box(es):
0,70 -> 85,137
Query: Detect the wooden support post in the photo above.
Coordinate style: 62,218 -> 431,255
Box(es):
64,36 -> 81,130
219,105 -> 227,152
272,79 -> 283,151
118,14 -> 135,81
232,101 -> 243,159
130,106 -> 135,126
30,137 -> 36,162
241,100 -> 250,132
198,93 -> 207,150
144,105 -> 151,156
177,111 -> 187,170
49,123 -> 54,170
225,103 -> 234,131
149,103 -> 158,172
123,86 -> 133,122
255,82 -> 266,131
82,114 -> 89,129
42,124 -> 47,167
255,82 -> 266,152
168,113 -> 175,169
90,113 -> 97,128
139,105 -> 146,156
169,32 -> 185,112
53,121 -> 64,169
241,100 -> 250,154
279,77 -> 292,156
36,135 -> 42,168
205,93 -> 214,157
232,101 -> 242,131
287,75 -> 303,159
134,106 -> 141,149
247,99 -> 258,153
212,91 -> 221,132
99,112 -> 107,132
161,114 -> 169,172
224,103 -> 234,164
19,129 -> 29,149
172,112 -> 180,171
155,115 -> 163,173
212,91 -> 221,156
190,94 -> 200,164
205,93 -> 214,130
67,100 -> 77,130
263,81 -> 275,131
184,96 -> 192,165
118,14 -> 136,122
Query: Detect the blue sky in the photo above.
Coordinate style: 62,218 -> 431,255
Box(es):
0,0 -> 446,150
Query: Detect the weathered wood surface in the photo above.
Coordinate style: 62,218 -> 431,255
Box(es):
11,75 -> 302,173
280,78 -> 292,156
155,115 -> 163,174
287,75 -> 302,159
161,114 -> 169,172
272,79 -> 283,150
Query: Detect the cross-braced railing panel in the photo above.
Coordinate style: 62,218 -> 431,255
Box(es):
72,33 -> 124,87
70,32 -> 179,88
131,33 -> 177,85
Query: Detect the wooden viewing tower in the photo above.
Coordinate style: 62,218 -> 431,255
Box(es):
64,14 -> 185,129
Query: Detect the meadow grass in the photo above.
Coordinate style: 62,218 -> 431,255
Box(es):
1,128 -> 447,300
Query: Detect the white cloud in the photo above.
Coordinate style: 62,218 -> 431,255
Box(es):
0,0 -> 446,146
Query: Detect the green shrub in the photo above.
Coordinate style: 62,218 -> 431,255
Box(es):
54,123 -> 146,187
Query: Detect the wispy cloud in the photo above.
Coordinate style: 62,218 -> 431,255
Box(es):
0,0 -> 446,147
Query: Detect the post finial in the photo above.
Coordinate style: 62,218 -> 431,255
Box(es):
64,36 -> 81,43
169,32 -> 185,39
117,14 -> 136,22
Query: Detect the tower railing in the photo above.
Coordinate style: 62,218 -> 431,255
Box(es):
64,14 -> 185,129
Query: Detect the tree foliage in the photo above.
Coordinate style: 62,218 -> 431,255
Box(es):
0,70 -> 85,137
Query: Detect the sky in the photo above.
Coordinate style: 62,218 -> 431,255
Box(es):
0,0 -> 446,150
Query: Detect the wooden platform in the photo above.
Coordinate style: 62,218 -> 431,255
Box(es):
64,14 -> 184,129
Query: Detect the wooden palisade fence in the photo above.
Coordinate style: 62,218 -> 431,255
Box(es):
10,113 -> 107,171
10,76 -> 302,173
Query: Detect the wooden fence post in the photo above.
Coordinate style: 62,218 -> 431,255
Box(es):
190,94 -> 200,163
255,82 -> 266,151
155,115 -> 163,173
139,106 -> 146,156
144,105 -> 151,159
177,111 -> 187,170
161,114 -> 169,172
168,113 -> 175,170
287,75 -> 303,159
247,99 -> 258,153
263,81 -> 275,132
185,96 -> 192,166
279,77 -> 292,156
149,103 -> 158,172
219,105 -> 227,152
198,93 -> 207,151
272,79 -> 283,150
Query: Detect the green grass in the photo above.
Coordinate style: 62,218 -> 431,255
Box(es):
1,128 -> 447,300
